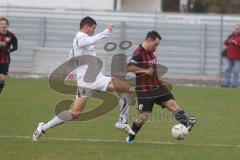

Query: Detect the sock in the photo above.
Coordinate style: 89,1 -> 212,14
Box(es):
42,110 -> 73,132
129,121 -> 142,140
0,80 -> 5,93
173,109 -> 189,127
117,93 -> 131,124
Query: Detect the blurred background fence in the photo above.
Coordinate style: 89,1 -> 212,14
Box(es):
1,6 -> 240,82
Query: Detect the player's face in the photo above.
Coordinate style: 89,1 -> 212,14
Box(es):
0,20 -> 8,33
148,38 -> 160,52
87,24 -> 96,36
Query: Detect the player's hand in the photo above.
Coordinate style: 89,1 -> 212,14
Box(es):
145,66 -> 154,76
67,73 -> 75,81
106,24 -> 113,32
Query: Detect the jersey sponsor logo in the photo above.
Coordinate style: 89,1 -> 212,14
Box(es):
148,58 -> 156,66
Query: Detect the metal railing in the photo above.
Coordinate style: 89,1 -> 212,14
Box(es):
1,6 -> 240,81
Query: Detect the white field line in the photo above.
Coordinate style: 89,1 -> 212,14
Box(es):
0,135 -> 239,149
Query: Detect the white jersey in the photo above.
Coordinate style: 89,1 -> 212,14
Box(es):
69,29 -> 112,94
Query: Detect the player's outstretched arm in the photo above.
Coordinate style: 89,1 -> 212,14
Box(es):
77,24 -> 113,47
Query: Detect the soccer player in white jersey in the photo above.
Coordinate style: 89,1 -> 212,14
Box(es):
32,16 -> 134,141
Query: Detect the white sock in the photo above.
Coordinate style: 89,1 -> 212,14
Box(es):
117,93 -> 131,124
42,110 -> 73,131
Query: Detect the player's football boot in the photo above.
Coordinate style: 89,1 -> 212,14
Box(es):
186,115 -> 196,131
32,122 -> 45,141
115,122 -> 135,135
125,136 -> 134,144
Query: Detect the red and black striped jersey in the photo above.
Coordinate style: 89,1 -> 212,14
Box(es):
0,31 -> 18,64
128,44 -> 160,91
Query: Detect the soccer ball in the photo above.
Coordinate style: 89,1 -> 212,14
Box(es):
171,124 -> 188,140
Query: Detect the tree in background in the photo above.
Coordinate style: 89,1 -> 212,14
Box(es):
188,0 -> 208,13
188,0 -> 240,13
162,0 -> 180,12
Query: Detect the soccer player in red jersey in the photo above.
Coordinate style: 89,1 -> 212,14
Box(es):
0,17 -> 18,94
125,31 -> 196,144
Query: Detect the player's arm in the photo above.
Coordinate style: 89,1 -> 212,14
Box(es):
67,49 -> 77,81
128,64 -> 154,76
9,34 -> 18,53
127,53 -> 154,75
77,24 -> 113,47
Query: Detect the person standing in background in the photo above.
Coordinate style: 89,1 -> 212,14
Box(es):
0,17 -> 18,94
222,24 -> 240,88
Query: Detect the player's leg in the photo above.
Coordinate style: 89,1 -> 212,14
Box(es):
115,93 -> 135,135
126,98 -> 154,144
0,64 -> 8,93
0,74 -> 5,93
105,78 -> 135,134
33,88 -> 90,141
126,111 -> 149,144
33,96 -> 88,141
106,78 -> 135,93
42,96 -> 88,130
116,93 -> 131,124
157,93 -> 196,131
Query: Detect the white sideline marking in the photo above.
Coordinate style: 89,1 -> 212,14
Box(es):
0,135 -> 239,149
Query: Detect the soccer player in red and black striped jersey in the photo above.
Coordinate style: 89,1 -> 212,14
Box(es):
125,31 -> 196,144
0,17 -> 18,93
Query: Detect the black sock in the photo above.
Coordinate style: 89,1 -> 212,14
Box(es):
0,80 -> 5,93
174,109 -> 188,127
129,121 -> 142,140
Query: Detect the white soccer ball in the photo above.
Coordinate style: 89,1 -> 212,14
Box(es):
171,124 -> 188,140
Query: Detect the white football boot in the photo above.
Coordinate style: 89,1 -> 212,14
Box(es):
115,122 -> 135,135
32,122 -> 45,141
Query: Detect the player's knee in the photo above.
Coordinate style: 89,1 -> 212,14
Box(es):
128,86 -> 135,93
0,75 -> 5,81
165,99 -> 177,108
70,110 -> 81,119
164,99 -> 177,109
137,113 -> 148,124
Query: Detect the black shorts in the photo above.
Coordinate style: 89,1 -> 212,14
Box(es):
137,92 -> 175,112
0,64 -> 9,75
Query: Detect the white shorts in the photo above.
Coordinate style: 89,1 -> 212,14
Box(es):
76,72 -> 112,97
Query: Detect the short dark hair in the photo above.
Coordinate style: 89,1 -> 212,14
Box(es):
145,31 -> 162,41
0,17 -> 9,25
80,16 -> 97,29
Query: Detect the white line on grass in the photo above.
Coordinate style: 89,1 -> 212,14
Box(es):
0,135 -> 239,149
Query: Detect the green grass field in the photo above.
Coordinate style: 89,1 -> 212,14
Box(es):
0,78 -> 240,160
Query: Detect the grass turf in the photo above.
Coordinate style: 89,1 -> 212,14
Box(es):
0,78 -> 240,160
